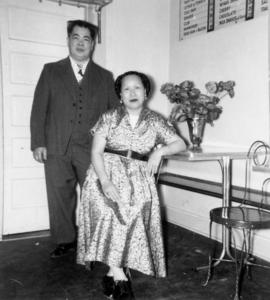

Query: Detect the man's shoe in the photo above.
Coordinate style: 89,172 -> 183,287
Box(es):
50,242 -> 76,258
102,275 -> 115,298
112,280 -> 135,300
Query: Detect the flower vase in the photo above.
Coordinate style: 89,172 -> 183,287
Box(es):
186,116 -> 206,151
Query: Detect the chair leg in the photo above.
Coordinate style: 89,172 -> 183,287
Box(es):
245,229 -> 253,280
202,254 -> 213,286
246,254 -> 254,280
233,229 -> 249,300
234,253 -> 246,300
202,220 -> 215,286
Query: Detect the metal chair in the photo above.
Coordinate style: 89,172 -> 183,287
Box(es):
203,141 -> 270,300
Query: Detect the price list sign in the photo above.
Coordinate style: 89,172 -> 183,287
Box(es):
180,0 -> 268,41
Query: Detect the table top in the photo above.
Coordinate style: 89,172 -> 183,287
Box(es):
164,146 -> 248,162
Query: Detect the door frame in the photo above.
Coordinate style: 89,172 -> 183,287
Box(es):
0,35 -> 4,241
0,1 -> 106,239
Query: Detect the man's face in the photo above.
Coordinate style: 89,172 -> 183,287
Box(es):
67,25 -> 94,62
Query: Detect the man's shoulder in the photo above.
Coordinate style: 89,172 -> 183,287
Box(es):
44,57 -> 69,69
103,107 -> 119,117
91,61 -> 112,76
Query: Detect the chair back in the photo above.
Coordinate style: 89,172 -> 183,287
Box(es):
241,140 -> 270,209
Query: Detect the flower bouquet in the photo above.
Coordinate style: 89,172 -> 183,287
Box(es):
160,80 -> 235,125
160,80 -> 235,149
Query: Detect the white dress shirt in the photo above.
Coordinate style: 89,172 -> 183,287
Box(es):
69,56 -> 89,82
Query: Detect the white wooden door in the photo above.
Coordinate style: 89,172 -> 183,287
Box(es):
0,0 -> 85,234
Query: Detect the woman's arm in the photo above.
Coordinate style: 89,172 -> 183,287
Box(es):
91,134 -> 120,202
147,138 -> 186,176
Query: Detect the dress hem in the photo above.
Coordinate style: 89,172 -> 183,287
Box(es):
77,258 -> 167,278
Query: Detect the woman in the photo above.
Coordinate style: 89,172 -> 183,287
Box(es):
77,71 -> 186,299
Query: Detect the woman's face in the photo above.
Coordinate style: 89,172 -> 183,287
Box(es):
121,75 -> 146,113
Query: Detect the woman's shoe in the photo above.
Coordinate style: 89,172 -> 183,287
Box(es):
112,280 -> 135,300
123,267 -> 132,281
102,275 -> 115,298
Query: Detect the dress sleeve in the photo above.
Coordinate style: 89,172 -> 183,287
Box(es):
90,111 -> 111,139
155,115 -> 180,145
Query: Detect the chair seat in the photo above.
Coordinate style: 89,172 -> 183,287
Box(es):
210,207 -> 270,229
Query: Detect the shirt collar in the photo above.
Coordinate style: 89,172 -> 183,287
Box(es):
69,56 -> 89,73
116,106 -> 150,127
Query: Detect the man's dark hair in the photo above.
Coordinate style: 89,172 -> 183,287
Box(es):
115,71 -> 151,99
67,20 -> 98,40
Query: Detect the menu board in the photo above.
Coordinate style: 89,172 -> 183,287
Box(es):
180,0 -> 268,40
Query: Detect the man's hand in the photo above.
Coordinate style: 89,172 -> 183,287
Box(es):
33,147 -> 47,163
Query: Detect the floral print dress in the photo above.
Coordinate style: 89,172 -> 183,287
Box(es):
77,106 -> 179,277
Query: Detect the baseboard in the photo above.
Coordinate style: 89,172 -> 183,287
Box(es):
1,230 -> 50,242
164,204 -> 270,263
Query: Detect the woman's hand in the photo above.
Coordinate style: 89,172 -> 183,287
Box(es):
147,148 -> 164,176
101,180 -> 120,202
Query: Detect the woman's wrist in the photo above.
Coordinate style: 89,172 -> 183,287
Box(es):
157,146 -> 167,156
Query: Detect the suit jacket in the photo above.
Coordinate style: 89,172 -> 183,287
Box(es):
30,57 -> 119,155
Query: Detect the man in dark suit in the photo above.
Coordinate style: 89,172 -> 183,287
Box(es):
30,20 -> 119,258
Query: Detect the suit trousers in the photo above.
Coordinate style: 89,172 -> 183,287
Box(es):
44,145 -> 90,244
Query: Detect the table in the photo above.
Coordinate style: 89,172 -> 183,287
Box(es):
163,146 -> 248,268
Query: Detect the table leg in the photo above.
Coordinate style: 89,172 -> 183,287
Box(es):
197,156 -> 234,272
221,156 -> 234,260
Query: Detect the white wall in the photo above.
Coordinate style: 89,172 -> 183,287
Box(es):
166,1 -> 269,189
169,1 -> 269,149
101,0 -> 269,188
103,0 -> 171,115
100,0 -> 270,261
161,0 -> 270,262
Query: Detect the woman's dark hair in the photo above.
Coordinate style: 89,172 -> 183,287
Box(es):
114,71 -> 151,99
67,20 -> 98,40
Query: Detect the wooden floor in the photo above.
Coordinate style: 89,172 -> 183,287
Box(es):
1,223 -> 270,300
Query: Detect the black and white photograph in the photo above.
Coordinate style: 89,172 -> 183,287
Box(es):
0,0 -> 270,299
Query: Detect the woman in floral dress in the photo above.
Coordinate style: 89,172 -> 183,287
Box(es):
77,71 -> 186,299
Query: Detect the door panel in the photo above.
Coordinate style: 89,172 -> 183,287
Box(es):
0,0 -> 85,234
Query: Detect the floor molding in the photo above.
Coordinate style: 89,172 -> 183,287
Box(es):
164,197 -> 270,263
2,230 -> 50,242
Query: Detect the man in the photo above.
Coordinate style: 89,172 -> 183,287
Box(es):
30,20 -> 119,258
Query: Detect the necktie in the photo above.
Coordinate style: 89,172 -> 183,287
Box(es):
78,68 -> 83,78
77,64 -> 84,82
